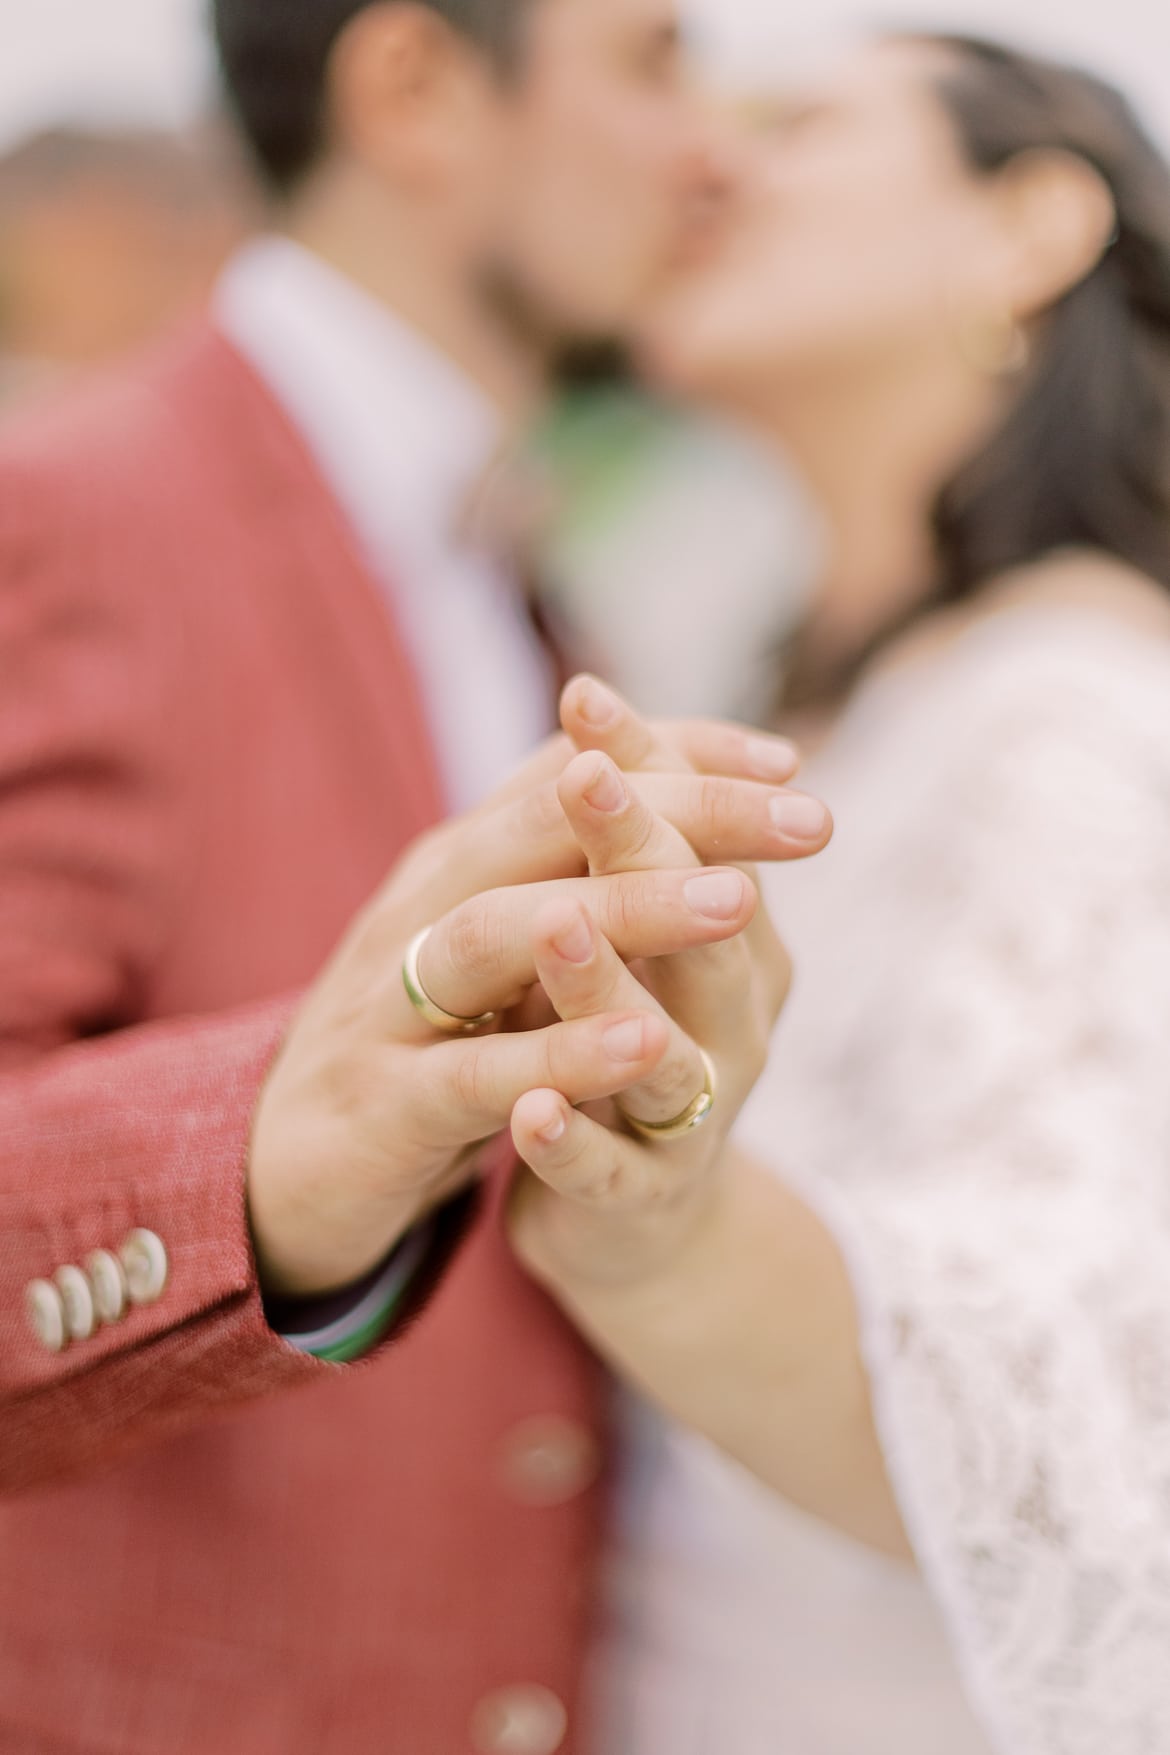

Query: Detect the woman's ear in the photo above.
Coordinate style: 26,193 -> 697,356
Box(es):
991,148 -> 1118,319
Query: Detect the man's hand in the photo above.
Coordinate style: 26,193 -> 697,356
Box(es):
247,686 -> 829,1298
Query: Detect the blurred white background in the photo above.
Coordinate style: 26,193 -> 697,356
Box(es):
1,0 -> 1168,151
0,0 -> 210,147
698,0 -> 1170,147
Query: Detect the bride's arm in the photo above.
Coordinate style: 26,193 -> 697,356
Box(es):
525,1140 -> 911,1558
520,610 -> 1170,1754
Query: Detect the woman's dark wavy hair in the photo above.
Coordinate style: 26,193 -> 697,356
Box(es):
918,33 -> 1170,600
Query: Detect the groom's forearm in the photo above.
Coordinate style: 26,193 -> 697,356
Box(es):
528,1148 -> 912,1561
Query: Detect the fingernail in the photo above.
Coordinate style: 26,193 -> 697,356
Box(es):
769,793 -> 828,841
604,1017 -> 649,1062
684,870 -> 748,921
583,757 -> 628,815
747,735 -> 800,780
536,1107 -> 567,1145
552,906 -> 594,965
577,678 -> 621,728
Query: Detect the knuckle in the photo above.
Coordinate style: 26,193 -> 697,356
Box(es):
547,936 -> 622,1012
554,1123 -> 624,1203
449,1044 -> 493,1116
620,798 -> 660,865
520,782 -> 570,847
554,1126 -> 599,1188
543,1021 -> 587,1093
646,1047 -> 704,1111
581,1158 -> 625,1206
593,962 -> 629,1014
699,775 -> 739,840
607,871 -> 654,943
444,896 -> 505,986
605,709 -> 654,767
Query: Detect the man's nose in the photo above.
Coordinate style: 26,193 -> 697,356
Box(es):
678,105 -> 750,225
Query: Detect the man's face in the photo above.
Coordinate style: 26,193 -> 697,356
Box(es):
478,0 -> 734,347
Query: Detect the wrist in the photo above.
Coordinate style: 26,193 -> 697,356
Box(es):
266,1217 -> 435,1360
249,1193 -> 424,1301
246,1103 -> 426,1297
510,1144 -> 731,1299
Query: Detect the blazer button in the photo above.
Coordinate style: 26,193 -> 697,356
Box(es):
25,1279 -> 67,1354
497,1417 -> 600,1508
470,1686 -> 568,1755
119,1230 -> 169,1306
54,1264 -> 97,1342
85,1249 -> 129,1325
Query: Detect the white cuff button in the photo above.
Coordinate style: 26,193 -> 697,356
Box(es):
86,1249 -> 129,1325
119,1230 -> 169,1306
26,1279 -> 67,1354
471,1687 -> 567,1755
55,1264 -> 97,1342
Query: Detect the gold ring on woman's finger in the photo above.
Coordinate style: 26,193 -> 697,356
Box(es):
402,927 -> 499,1035
616,1049 -> 718,1143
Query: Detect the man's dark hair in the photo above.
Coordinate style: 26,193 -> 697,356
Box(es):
212,0 -> 529,196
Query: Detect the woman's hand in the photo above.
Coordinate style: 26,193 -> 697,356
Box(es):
507,683 -> 819,1291
503,688 -> 908,1559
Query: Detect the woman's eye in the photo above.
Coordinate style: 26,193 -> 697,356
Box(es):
743,100 -> 835,141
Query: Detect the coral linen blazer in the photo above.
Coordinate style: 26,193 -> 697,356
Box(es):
0,326 -> 606,1755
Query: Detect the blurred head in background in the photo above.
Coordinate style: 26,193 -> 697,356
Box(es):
640,36 -> 1170,702
212,0 -> 734,406
0,126 -> 254,405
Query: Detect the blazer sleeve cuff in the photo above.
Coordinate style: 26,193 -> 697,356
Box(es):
0,996 -> 487,1492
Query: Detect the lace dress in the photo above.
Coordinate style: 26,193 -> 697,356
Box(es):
594,602 -> 1170,1755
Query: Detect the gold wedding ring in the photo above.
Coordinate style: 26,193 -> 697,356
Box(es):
402,927 -> 498,1035
617,1049 -> 718,1143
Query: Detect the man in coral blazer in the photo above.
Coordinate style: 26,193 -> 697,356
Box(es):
0,2 -> 832,1750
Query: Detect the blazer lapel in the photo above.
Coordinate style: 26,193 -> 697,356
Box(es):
159,322 -> 451,850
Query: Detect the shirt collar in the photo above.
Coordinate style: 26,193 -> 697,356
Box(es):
212,236 -> 503,566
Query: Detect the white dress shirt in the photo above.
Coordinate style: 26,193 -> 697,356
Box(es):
214,237 -> 554,813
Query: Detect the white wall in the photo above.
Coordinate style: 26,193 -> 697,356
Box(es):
1,0 -> 1167,152
695,0 -> 1170,152
0,0 -> 210,149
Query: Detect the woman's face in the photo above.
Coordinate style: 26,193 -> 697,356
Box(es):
639,43 -> 1000,402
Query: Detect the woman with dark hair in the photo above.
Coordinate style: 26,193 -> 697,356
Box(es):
544,36 -> 1170,1755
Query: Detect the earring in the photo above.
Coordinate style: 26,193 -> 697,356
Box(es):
955,306 -> 1031,378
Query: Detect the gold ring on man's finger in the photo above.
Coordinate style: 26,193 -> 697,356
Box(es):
402,927 -> 499,1035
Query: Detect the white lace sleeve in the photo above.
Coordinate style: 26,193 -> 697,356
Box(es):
741,610 -> 1170,1755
